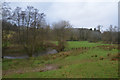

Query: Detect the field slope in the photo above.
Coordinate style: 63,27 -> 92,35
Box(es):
3,41 -> 119,78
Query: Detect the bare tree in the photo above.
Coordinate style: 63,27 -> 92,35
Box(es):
102,25 -> 118,44
53,20 -> 72,51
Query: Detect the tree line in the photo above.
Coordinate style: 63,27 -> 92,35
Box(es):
2,2 -> 119,57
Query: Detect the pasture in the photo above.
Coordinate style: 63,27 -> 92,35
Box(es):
2,41 -> 119,78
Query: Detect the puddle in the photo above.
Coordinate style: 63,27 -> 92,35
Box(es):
3,49 -> 58,59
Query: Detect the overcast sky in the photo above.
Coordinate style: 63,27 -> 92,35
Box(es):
8,0 -> 118,31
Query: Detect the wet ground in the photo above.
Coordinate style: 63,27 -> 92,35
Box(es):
3,49 -> 58,59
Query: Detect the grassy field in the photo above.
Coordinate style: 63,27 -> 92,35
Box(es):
2,41 -> 119,78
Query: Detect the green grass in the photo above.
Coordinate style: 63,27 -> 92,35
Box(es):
65,41 -> 111,50
4,60 -> 118,78
52,41 -> 112,50
3,41 -> 119,78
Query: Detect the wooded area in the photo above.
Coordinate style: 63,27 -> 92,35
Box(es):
2,2 -> 119,57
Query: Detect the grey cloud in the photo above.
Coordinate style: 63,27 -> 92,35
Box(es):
9,2 -> 118,30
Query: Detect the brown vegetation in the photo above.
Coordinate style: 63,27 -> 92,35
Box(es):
97,45 -> 117,50
111,54 -> 120,61
99,57 -> 104,60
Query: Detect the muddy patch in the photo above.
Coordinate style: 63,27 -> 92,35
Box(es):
39,64 -> 58,72
3,64 -> 59,76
